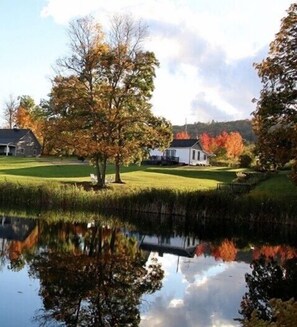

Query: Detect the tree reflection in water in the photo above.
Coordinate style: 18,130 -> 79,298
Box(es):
29,224 -> 164,327
239,255 -> 297,324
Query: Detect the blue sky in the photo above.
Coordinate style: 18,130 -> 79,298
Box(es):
0,0 -> 293,126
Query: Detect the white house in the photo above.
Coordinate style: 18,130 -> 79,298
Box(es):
150,139 -> 212,165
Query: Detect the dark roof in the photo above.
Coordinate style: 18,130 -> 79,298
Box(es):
0,128 -> 32,144
0,217 -> 36,241
140,242 -> 196,258
170,139 -> 200,148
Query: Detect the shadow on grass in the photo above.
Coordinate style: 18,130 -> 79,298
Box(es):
0,161 -> 235,183
0,165 -> 94,178
0,163 -> 148,179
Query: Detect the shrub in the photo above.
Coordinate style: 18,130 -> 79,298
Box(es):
239,154 -> 253,168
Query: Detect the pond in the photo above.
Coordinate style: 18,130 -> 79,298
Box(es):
0,214 -> 296,326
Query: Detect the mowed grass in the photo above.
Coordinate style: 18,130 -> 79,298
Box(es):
0,157 -> 93,183
1,156 -> 296,197
0,156 -> 237,190
117,166 -> 236,190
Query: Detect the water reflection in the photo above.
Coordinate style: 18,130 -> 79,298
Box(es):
0,214 -> 296,326
239,255 -> 297,323
140,254 -> 249,327
32,223 -> 164,326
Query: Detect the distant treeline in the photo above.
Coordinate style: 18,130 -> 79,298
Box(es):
173,119 -> 256,143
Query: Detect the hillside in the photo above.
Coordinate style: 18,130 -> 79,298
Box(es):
173,119 -> 256,143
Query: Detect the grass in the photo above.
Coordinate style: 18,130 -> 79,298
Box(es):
0,156 -> 297,201
114,166 -> 238,191
0,156 -> 297,223
249,171 -> 297,200
0,156 -> 237,190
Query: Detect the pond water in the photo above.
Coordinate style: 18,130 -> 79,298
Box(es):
0,214 -> 296,326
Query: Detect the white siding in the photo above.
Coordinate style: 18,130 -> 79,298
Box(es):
189,149 -> 209,165
150,149 -> 164,156
169,147 -> 190,164
150,147 -> 210,165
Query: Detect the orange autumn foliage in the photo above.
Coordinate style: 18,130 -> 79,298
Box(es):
200,131 -> 244,158
200,132 -> 216,153
225,132 -> 244,158
175,131 -> 190,139
253,245 -> 297,263
212,239 -> 237,262
195,243 -> 209,257
15,106 -> 44,144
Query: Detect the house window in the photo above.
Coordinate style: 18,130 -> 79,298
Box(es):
165,149 -> 176,157
197,151 -> 200,161
204,154 -> 207,160
192,150 -> 195,160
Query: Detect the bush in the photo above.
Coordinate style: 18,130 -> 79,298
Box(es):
239,154 -> 253,168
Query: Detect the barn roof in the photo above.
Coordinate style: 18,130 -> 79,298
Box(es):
0,129 -> 33,144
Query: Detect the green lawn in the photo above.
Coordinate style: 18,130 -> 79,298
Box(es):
0,156 -> 237,190
118,166 -> 237,190
0,156 -> 296,197
249,170 -> 297,200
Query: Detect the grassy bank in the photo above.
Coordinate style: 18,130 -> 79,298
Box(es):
0,178 -> 296,225
0,157 -> 297,224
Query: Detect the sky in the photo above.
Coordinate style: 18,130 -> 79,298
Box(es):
0,0 -> 294,126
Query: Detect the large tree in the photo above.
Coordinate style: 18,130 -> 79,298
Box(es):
49,15 -> 172,187
99,15 -> 172,183
253,3 -> 297,174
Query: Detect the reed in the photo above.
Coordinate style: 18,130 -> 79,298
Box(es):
0,180 -> 296,226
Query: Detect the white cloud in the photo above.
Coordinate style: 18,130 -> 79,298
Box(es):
40,0 -> 293,124
168,298 -> 184,308
41,0 -> 100,24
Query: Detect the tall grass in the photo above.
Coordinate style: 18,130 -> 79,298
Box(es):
0,180 -> 297,226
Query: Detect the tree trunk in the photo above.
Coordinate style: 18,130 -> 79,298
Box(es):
101,156 -> 107,186
94,155 -> 104,188
94,154 -> 108,188
114,155 -> 123,183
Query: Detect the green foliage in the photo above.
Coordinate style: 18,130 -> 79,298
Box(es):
240,256 -> 297,322
239,154 -> 253,168
253,3 -> 297,177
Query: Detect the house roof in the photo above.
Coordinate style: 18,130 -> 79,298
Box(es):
170,139 -> 200,148
140,242 -> 197,258
0,217 -> 36,241
0,128 -> 33,145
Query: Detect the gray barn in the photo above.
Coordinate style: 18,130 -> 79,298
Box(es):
0,128 -> 41,156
